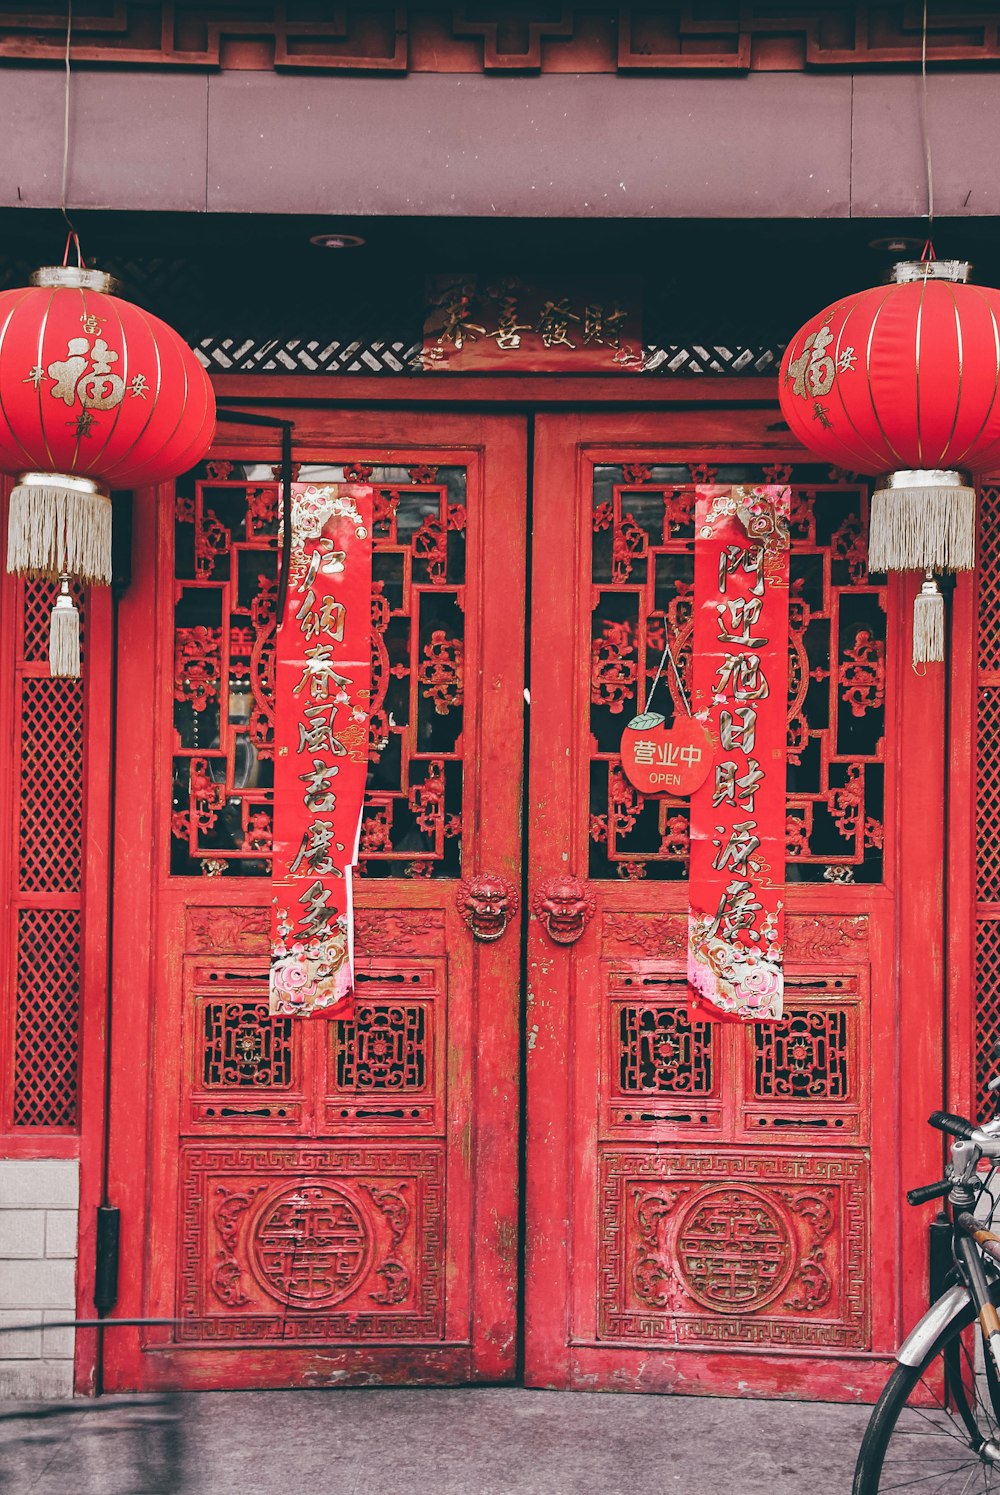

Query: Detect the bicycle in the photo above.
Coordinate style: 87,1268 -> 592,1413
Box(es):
853,1095 -> 1000,1492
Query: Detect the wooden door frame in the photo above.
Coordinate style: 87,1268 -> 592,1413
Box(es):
523,409 -> 948,1399
91,406 -> 527,1392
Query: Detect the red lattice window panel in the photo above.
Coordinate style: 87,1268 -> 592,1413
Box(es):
12,909 -> 81,1127
976,486 -> 1000,1109
2,573 -> 87,1133
977,689 -> 1000,904
978,487 -> 1000,675
17,679 -> 84,893
976,919 -> 1000,1122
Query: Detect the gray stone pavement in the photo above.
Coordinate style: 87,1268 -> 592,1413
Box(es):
0,1386 -> 874,1494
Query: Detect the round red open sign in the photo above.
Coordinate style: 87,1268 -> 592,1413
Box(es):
620,711 -> 714,797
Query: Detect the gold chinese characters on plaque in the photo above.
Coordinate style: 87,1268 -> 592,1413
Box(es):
423,276 -> 643,372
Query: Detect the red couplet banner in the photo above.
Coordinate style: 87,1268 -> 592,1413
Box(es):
270,483 -> 374,1019
688,486 -> 790,1023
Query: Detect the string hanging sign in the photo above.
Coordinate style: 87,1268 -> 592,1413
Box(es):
619,626 -> 713,798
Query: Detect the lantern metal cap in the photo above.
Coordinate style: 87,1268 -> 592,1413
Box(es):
15,471 -> 110,500
875,468 -> 973,492
890,260 -> 971,285
30,266 -> 120,294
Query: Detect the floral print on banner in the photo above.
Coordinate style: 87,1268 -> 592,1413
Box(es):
688,486 -> 790,1023
270,484 -> 373,1018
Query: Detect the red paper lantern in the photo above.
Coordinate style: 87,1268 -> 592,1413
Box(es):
1,264 -> 215,672
779,259 -> 1000,582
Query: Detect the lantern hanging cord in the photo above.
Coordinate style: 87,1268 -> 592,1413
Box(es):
919,0 -> 935,230
644,626 -> 690,718
60,0 -> 82,261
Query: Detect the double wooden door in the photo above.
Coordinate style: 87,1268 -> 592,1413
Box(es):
101,407 -> 943,1399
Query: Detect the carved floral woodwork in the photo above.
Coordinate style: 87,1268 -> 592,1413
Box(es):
418,630 -> 464,715
603,911 -> 686,954
589,464 -> 887,883
784,914 -> 868,961
838,630 -> 886,718
602,912 -> 869,963
202,1001 -> 292,1088
356,908 -> 447,956
532,874 -> 596,944
186,906 -> 271,954
456,873 -> 519,941
171,461 -> 468,879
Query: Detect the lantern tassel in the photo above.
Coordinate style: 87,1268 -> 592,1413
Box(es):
912,571 -> 945,668
6,475 -> 112,584
49,576 -> 80,679
869,471 -> 976,573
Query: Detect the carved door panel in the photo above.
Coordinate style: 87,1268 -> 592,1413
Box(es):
103,411 -> 525,1390
524,411 -> 944,1400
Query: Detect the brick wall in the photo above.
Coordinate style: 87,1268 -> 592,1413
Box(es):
0,1159 -> 78,1397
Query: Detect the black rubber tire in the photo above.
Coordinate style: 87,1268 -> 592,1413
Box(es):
853,1302 -> 990,1494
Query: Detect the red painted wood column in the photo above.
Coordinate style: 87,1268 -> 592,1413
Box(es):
895,571 -> 948,1340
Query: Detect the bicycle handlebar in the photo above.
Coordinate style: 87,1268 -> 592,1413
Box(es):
907,1179 -> 952,1206
928,1110 -> 977,1140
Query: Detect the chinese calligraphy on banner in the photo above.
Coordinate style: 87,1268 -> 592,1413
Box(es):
688,486 -> 790,1023
270,484 -> 373,1019
423,275 -> 643,372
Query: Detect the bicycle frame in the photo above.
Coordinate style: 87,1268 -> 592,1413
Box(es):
898,1111 -> 1000,1428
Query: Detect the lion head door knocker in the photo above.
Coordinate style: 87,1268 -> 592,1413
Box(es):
456,873 -> 519,943
531,874 -> 596,946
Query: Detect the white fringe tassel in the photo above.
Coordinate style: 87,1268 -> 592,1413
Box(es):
869,483 -> 976,573
49,583 -> 81,679
912,575 -> 945,667
6,481 -> 112,583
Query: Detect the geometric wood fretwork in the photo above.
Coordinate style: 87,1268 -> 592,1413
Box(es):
1,6 -> 997,73
602,948 -> 866,1139
8,577 -> 86,1131
597,1148 -> 869,1350
176,1143 -> 445,1343
976,483 -> 1000,1114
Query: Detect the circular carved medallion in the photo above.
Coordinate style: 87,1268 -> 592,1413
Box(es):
674,1185 -> 794,1315
250,1181 -> 372,1307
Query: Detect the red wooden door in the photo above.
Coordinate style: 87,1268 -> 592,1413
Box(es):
102,410 -> 526,1390
524,411 -> 945,1401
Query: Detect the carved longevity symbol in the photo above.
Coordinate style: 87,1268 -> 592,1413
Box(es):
251,1182 -> 372,1306
674,1185 -> 795,1314
532,874 -> 596,945
456,873 -> 519,942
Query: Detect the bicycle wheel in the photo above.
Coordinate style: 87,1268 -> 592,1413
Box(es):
854,1302 -> 1000,1492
